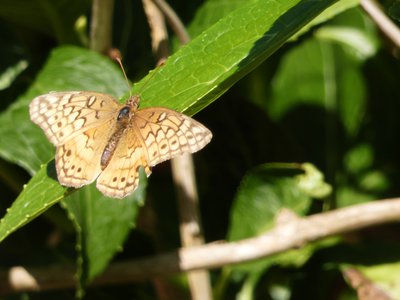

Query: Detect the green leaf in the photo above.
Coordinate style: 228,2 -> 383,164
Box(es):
227,163 -> 313,243
61,171 -> 146,285
0,60 -> 28,90
344,144 -> 374,174
388,1 -> 400,22
336,186 -> 375,207
134,0 -> 339,116
354,263 -> 400,299
0,0 -> 90,43
315,26 -> 379,59
224,163 -> 328,293
293,0 -> 360,39
0,161 -> 67,242
269,36 -> 367,137
296,163 -> 332,198
188,0 -> 254,38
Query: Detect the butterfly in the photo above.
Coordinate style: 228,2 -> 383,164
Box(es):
29,91 -> 212,198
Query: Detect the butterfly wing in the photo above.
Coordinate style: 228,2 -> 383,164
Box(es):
96,127 -> 152,198
133,108 -> 212,167
56,118 -> 116,188
29,91 -> 120,145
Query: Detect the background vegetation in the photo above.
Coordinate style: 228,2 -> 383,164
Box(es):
0,0 -> 400,299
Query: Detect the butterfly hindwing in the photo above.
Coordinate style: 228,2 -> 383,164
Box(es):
56,118 -> 116,188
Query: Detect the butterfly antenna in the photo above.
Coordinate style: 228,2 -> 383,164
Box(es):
109,48 -> 132,96
116,58 -> 132,96
109,48 -> 165,108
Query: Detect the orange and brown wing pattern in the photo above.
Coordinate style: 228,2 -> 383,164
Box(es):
55,118 -> 116,188
133,107 -> 212,167
29,91 -> 120,145
96,126 -> 152,198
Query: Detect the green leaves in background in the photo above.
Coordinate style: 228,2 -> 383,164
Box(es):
228,163 -> 316,243
0,60 -> 28,91
62,178 -> 146,285
0,47 -> 127,175
0,0 -> 342,289
0,0 -> 339,246
136,0 -> 338,115
0,161 -> 66,243
1,0 -> 397,297
269,26 -> 371,137
0,47 -> 143,286
0,47 -> 128,242
219,163 -> 331,298
0,0 -> 91,43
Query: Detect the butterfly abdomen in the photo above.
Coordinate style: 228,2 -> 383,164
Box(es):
100,106 -> 131,170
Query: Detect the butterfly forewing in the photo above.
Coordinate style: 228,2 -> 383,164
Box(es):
133,108 -> 212,167
29,91 -> 120,145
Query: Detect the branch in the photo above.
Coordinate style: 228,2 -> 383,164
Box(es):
142,1 -> 212,299
142,0 -> 169,63
361,0 -> 400,48
2,198 -> 400,295
152,0 -> 190,44
343,268 -> 392,300
90,0 -> 114,53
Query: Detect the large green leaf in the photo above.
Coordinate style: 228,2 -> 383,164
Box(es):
62,173 -> 146,285
0,161 -> 66,240
188,0 -> 253,38
269,37 -> 367,136
227,163 -> 325,243
133,0 -> 339,116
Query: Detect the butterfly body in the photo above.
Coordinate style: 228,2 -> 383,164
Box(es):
100,105 -> 133,169
30,91 -> 212,198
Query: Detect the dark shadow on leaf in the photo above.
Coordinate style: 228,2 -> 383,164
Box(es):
237,0 -> 338,74
46,159 -> 74,196
46,160 -> 58,181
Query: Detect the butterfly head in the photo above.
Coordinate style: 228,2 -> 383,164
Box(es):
117,106 -> 131,121
126,94 -> 140,111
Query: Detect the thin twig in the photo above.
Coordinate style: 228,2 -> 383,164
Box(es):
343,268 -> 391,300
152,0 -> 190,44
90,0 -> 114,53
142,0 -> 169,63
142,0 -> 212,299
2,198 -> 400,295
361,0 -> 400,48
171,153 -> 212,300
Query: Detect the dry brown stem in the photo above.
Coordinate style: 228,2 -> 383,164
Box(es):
90,0 -> 114,53
361,0 -> 400,48
142,1 -> 212,299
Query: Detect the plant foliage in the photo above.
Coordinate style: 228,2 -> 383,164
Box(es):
0,0 -> 400,299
